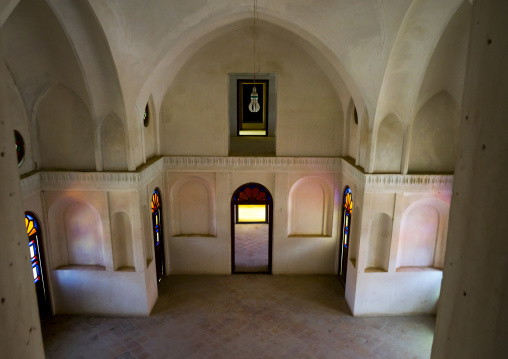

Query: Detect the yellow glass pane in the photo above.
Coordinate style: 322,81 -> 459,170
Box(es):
26,218 -> 34,235
238,205 -> 266,222
238,130 -> 267,136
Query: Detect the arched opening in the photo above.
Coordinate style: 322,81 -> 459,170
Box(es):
151,188 -> 166,282
339,186 -> 353,285
25,212 -> 52,322
231,183 -> 273,273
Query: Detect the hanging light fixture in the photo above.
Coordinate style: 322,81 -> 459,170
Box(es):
248,0 -> 260,113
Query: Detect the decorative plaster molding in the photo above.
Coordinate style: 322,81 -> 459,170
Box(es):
40,158 -> 164,191
365,174 -> 453,192
164,156 -> 342,171
20,157 -> 453,194
20,172 -> 41,199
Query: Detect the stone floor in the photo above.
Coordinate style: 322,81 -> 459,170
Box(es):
42,275 -> 435,359
234,223 -> 269,272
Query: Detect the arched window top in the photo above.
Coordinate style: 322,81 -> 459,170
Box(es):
344,186 -> 353,213
143,104 -> 150,127
25,212 -> 38,236
232,183 -> 271,204
151,188 -> 161,213
14,130 -> 25,167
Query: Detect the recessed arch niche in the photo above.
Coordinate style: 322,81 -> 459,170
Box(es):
397,198 -> 450,270
36,83 -> 95,170
170,176 -> 216,236
48,196 -> 106,270
111,212 -> 134,271
366,213 -> 393,272
288,177 -> 332,236
408,91 -> 460,173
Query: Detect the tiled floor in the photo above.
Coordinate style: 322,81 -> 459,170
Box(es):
42,275 -> 435,359
234,224 -> 269,272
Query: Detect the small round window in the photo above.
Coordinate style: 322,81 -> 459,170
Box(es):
14,130 -> 25,167
143,104 -> 150,127
353,107 -> 358,125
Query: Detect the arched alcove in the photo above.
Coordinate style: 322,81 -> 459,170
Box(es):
408,91 -> 460,173
111,212 -> 134,271
374,114 -> 404,173
366,213 -> 392,272
101,113 -> 128,171
397,203 -> 441,269
170,176 -> 216,236
63,202 -> 104,267
288,177 -> 331,236
36,83 -> 95,170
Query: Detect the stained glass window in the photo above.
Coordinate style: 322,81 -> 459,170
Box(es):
340,186 -> 353,280
14,130 -> 25,166
143,104 -> 150,127
151,189 -> 161,246
25,213 -> 41,283
151,188 -> 165,281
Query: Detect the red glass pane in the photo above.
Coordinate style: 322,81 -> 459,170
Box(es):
256,192 -> 266,200
244,188 -> 252,198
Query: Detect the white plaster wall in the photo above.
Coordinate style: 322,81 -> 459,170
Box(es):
101,113 -> 128,171
160,21 -> 343,157
51,270 -> 149,316
352,271 -> 442,316
374,114 -> 404,173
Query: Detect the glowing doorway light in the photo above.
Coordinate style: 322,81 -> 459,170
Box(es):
238,204 -> 266,222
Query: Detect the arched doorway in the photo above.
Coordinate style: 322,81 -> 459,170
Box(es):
25,212 -> 52,322
339,186 -> 353,286
231,183 -> 273,273
151,188 -> 165,282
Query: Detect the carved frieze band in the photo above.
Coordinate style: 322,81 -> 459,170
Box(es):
39,158 -> 164,191
365,174 -> 453,192
19,156 -> 453,194
164,156 -> 342,171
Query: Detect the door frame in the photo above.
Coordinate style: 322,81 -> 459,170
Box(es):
231,183 -> 273,274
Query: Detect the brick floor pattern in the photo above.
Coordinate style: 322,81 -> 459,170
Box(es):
234,223 -> 269,272
42,275 -> 435,359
